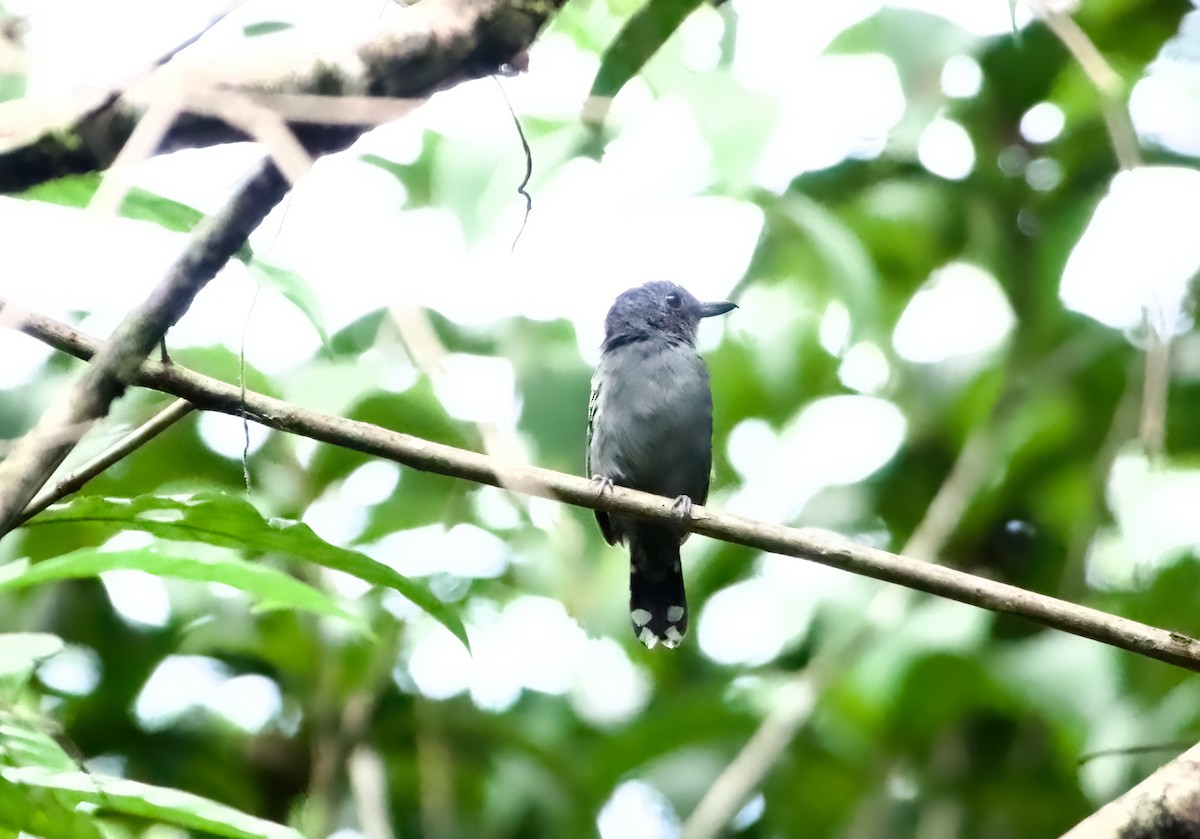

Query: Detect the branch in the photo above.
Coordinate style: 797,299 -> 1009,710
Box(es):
0,161 -> 290,536
1062,741 -> 1200,837
683,423 -> 1005,839
0,0 -> 565,193
5,299 -> 1200,674
15,399 -> 194,527
349,745 -> 395,839
1029,0 -> 1141,171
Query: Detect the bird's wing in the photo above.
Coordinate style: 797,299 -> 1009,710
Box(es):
587,372 -> 617,545
586,374 -> 599,478
695,363 -> 714,507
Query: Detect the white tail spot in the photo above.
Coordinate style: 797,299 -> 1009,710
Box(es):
631,608 -> 653,627
638,627 -> 658,648
666,605 -> 684,624
663,625 -> 685,647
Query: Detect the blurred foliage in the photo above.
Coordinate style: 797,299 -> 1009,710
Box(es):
3,1 -> 1200,838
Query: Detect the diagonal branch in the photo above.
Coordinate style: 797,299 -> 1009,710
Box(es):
683,423 -> 1005,839
15,399 -> 195,527
0,161 -> 290,536
0,0 -> 567,533
5,299 -> 1200,674
0,0 -> 566,193
1062,740 -> 1200,837
1029,0 -> 1141,172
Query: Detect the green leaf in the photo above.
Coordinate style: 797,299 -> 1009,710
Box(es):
2,768 -> 302,839
0,634 -> 64,697
243,21 -> 293,37
118,190 -> 205,234
362,147 -> 433,207
0,713 -> 78,773
19,174 -> 102,209
19,175 -> 204,234
0,775 -> 105,839
0,548 -> 364,633
589,0 -> 705,100
26,494 -> 470,652
0,634 -> 63,679
245,258 -> 331,351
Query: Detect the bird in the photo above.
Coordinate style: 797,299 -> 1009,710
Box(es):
586,281 -> 736,649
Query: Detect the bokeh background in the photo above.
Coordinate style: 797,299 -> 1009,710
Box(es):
3,0 -> 1200,836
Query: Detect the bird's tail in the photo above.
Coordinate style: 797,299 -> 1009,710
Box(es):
628,526 -> 688,649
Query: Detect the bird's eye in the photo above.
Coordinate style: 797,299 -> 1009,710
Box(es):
665,293 -> 682,309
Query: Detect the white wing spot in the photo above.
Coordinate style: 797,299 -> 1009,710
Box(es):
638,627 -> 659,649
666,605 -> 685,624
631,608 -> 653,627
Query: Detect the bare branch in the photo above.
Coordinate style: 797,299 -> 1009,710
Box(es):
6,299 -> 1200,675
1139,310 -> 1169,460
0,0 -> 566,193
349,746 -> 395,839
1028,0 -> 1141,171
683,407 -> 1013,839
15,399 -> 194,527
1062,741 -> 1200,838
0,161 -> 290,536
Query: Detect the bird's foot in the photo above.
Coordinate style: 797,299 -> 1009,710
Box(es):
671,494 -> 693,530
671,494 -> 693,520
159,338 -> 172,365
589,474 -> 614,498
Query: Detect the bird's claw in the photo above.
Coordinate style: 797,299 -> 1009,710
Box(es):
671,495 -> 693,525
589,474 -> 614,500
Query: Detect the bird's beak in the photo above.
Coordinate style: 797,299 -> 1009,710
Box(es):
697,300 -> 737,318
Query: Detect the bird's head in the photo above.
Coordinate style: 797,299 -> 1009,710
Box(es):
602,281 -> 736,351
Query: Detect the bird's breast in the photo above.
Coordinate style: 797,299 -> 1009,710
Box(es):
589,342 -> 714,499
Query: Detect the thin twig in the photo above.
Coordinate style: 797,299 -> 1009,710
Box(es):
307,622 -> 398,838
1062,740 -> 1200,837
682,426 -> 1001,839
239,285 -> 262,494
492,77 -> 533,252
417,701 -> 456,839
0,0 -> 566,194
1029,0 -> 1141,171
148,0 -> 251,70
83,3 -> 248,214
90,100 -> 183,215
386,306 -> 529,466
683,331 -> 1110,836
6,299 -> 1200,675
1059,353 -> 1141,598
349,745 -> 395,839
1079,742 -> 1196,766
15,399 -> 194,527
1139,308 -> 1169,459
0,162 -> 290,537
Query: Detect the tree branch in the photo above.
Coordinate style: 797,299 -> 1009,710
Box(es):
1029,0 -> 1141,172
683,423 -> 1005,839
1062,741 -> 1200,838
15,398 -> 194,527
0,0 -> 566,535
5,299 -> 1200,674
0,0 -> 565,193
0,161 -> 289,536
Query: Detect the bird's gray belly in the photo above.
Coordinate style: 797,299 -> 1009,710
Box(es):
590,345 -> 713,504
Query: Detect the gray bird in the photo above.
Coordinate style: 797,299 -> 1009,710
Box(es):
586,281 -> 736,649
